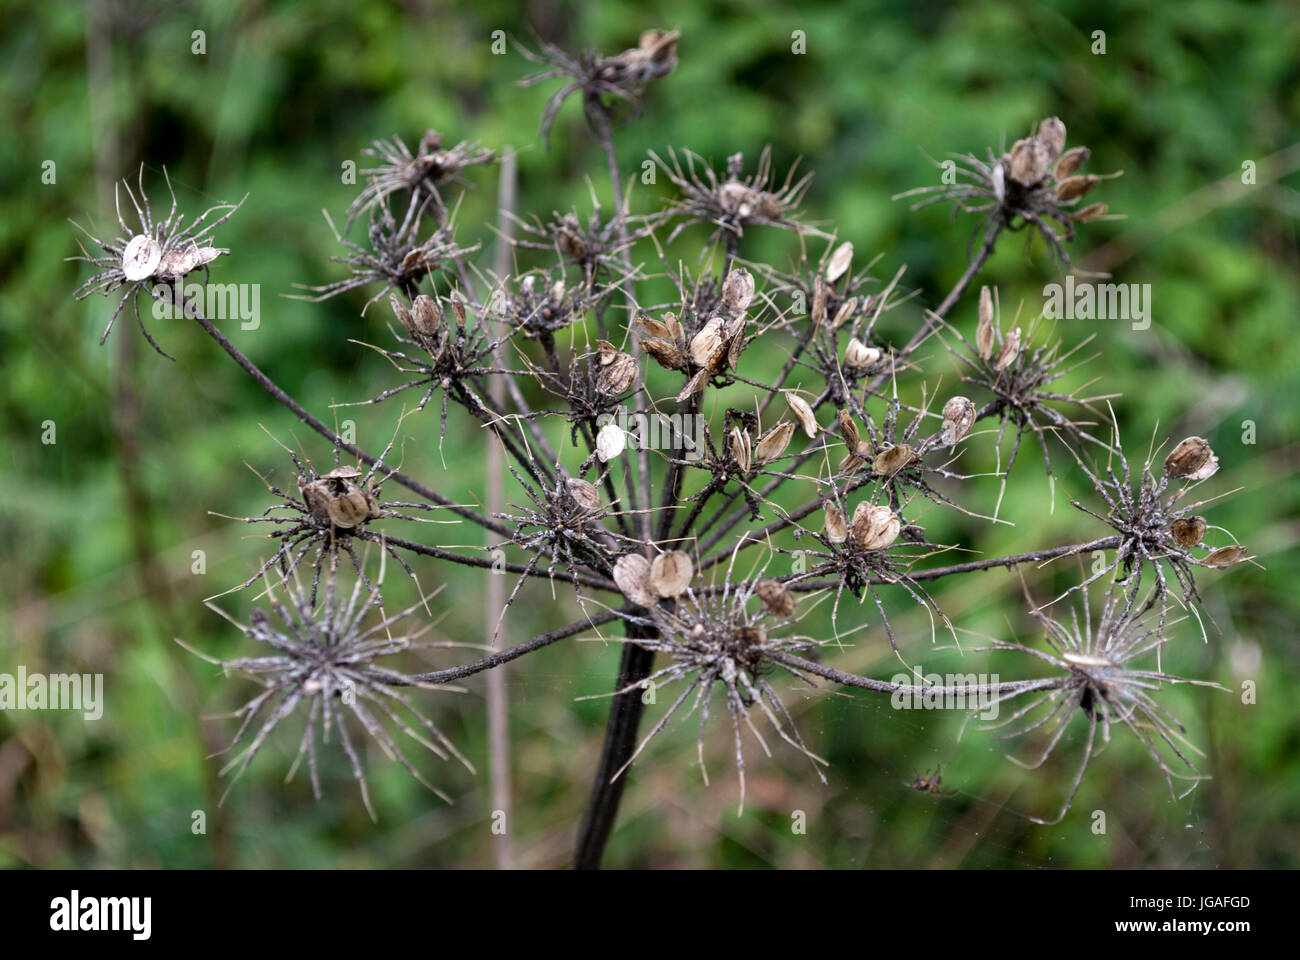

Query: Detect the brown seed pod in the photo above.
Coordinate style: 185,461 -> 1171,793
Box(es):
1170,516 -> 1207,550
598,351 -> 638,395
690,316 -> 728,369
1008,137 -> 1051,186
729,426 -> 752,474
636,314 -> 672,340
327,486 -> 374,529
1038,117 -> 1067,161
837,408 -> 861,449
754,421 -> 796,464
1073,202 -> 1108,222
412,294 -> 443,338
830,296 -> 858,331
641,337 -> 684,370
596,422 -> 626,462
756,578 -> 796,618
823,501 -> 848,542
650,550 -> 693,598
1165,436 -> 1219,481
811,276 -> 828,326
721,267 -> 755,316
1054,174 -> 1101,202
1054,145 -> 1091,181
995,327 -> 1021,371
826,241 -> 854,283
851,502 -> 901,550
566,478 -> 602,512
786,392 -> 818,438
1202,545 -> 1248,567
844,337 -> 881,371
873,443 -> 916,477
976,286 -> 996,361
837,452 -> 867,474
389,293 -> 415,336
940,396 -> 976,446
613,553 -> 655,607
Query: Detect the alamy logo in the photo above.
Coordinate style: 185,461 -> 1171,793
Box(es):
596,408 -> 707,461
151,281 -> 262,330
0,667 -> 103,720
1042,275 -> 1152,330
50,890 -> 151,940
890,668 -> 1000,720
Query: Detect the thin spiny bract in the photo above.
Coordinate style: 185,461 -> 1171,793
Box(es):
69,29 -> 1251,851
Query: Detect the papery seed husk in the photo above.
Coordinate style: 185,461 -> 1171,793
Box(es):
450,290 -> 467,328
1170,516 -> 1207,549
637,314 -> 671,340
1054,174 -> 1101,202
977,286 -> 996,360
756,579 -> 796,618
722,267 -> 755,316
613,553 -> 655,607
873,443 -> 915,477
1038,117 -> 1067,161
122,234 -> 162,281
1165,436 -> 1218,480
642,337 -> 684,370
830,296 -> 858,331
786,392 -> 818,438
664,311 -> 683,341
1202,545 -> 1248,567
650,550 -> 693,598
596,422 -> 626,462
853,503 -> 901,550
596,339 -> 619,365
550,279 -> 566,303
811,276 -> 828,326
844,337 -> 881,371
327,488 -> 371,529
826,242 -> 854,283
995,328 -> 1021,371
690,316 -> 728,369
599,352 -> 638,394
754,421 -> 796,463
390,293 -> 415,335
566,478 -> 602,512
1055,145 -> 1091,180
837,408 -> 860,449
1073,202 -> 1108,222
412,294 -> 443,337
1008,137 -> 1051,186
724,316 -> 746,371
941,396 -> 976,446
676,367 -> 712,402
730,426 -> 752,474
838,452 -> 866,474
823,502 -> 848,542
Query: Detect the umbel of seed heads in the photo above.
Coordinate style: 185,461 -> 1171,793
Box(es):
346,129 -> 494,228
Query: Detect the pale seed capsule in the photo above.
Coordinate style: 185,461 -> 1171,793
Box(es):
991,160 -> 1006,202
724,316 -> 746,371
1203,545 -> 1248,568
650,550 -> 694,598
1038,117 -> 1067,161
786,392 -> 818,438
940,396 -> 976,446
550,278 -> 566,303
663,311 -> 683,342
566,478 -> 602,512
873,443 -> 915,477
811,276 -> 828,326
642,338 -> 684,371
844,337 -> 881,371
596,340 -> 619,365
851,503 -> 901,550
1073,202 -> 1108,222
596,422 -> 626,462
838,452 -> 867,474
1054,174 -> 1101,202
327,487 -> 372,529
389,293 -> 415,336
636,314 -> 672,340
830,296 -> 858,331
995,328 -> 1022,371
826,241 -> 854,283
450,289 -> 467,328
756,578 -> 796,618
613,553 -> 655,607
837,408 -> 860,449
976,286 -> 996,361
1170,516 -> 1207,550
721,267 -> 756,316
122,234 -> 163,281
1165,437 -> 1219,481
823,501 -> 848,542
1008,137 -> 1051,186
754,421 -> 796,464
729,426 -> 752,474
599,351 -> 638,395
690,316 -> 728,369
1054,145 -> 1091,181
412,294 -> 443,337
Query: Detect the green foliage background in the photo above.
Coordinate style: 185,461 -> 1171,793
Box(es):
1,0 -> 1297,868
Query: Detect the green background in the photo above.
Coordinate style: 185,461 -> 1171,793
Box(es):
1,0 -> 1297,868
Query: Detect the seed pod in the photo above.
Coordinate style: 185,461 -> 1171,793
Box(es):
1038,117 -> 1067,161
811,276 -> 828,326
300,479 -> 333,524
1008,137 -> 1050,186
754,421 -> 796,464
598,351 -> 638,395
940,396 -> 976,446
872,443 -> 915,477
1073,202 -> 1108,222
826,242 -> 854,283
596,340 -> 618,365
786,392 -> 818,438
991,160 -> 1006,202
556,213 -> 585,260
851,503 -> 901,550
650,550 -> 693,598
690,316 -> 728,369
642,337 -> 684,371
613,553 -> 655,607
566,478 -> 601,512
122,235 -> 162,281
663,311 -> 683,343
636,314 -> 672,340
976,286 -> 996,361
412,294 -> 443,338
995,328 -> 1021,371
550,278 -> 566,304
721,267 -> 755,316
724,316 -> 747,371
830,296 -> 858,331
823,501 -> 848,542
1054,145 -> 1091,180
389,293 -> 415,336
596,422 -> 626,462
1165,437 -> 1218,481
1054,174 -> 1101,202
837,408 -> 860,449
844,337 -> 881,371
1170,516 -> 1207,550
449,289 -> 467,328
838,452 -> 866,474
1202,545 -> 1248,568
729,426 -> 752,474
327,487 -> 372,529
756,579 -> 796,618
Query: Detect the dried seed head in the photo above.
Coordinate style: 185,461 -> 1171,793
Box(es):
1054,174 -> 1101,202
830,296 -> 858,331
1038,117 -> 1067,161
872,443 -> 916,477
786,392 -> 818,438
1202,545 -> 1248,568
1073,202 -> 1109,222
1055,145 -> 1091,180
1165,436 -> 1219,481
122,234 -> 163,282
598,351 -> 639,395
596,422 -> 626,462
851,502 -> 901,550
844,337 -> 881,371
721,267 -> 756,316
729,426 -> 752,474
940,396 -> 976,446
756,579 -> 796,618
976,286 -> 996,361
613,553 -> 655,607
837,408 -> 861,449
650,550 -> 694,598
826,241 -> 854,283
823,501 -> 848,542
754,420 -> 796,464
690,316 -> 728,369
566,478 -> 602,512
1170,516 -> 1207,550
995,327 -> 1022,371
412,294 -> 443,338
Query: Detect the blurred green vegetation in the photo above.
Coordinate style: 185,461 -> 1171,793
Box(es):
1,0 -> 1297,868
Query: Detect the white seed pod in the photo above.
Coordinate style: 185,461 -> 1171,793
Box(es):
550,278 -> 566,303
1164,436 -> 1219,481
650,550 -> 694,598
851,503 -> 901,550
785,392 -> 818,438
598,351 -> 638,395
826,242 -> 854,283
122,235 -> 162,282
991,160 -> 1006,203
1170,516 -> 1207,550
823,501 -> 848,542
566,478 -> 602,512
976,286 -> 996,361
940,396 -> 976,446
830,296 -> 858,331
596,422 -> 626,462
753,421 -> 796,464
613,553 -> 656,607
721,267 -> 755,316
1202,545 -> 1248,568
995,327 -> 1021,371
690,316 -> 728,369
844,337 -> 881,371
837,408 -> 860,450
412,294 -> 443,338
756,579 -> 796,618
872,443 -> 915,477
1054,145 -> 1091,181
729,426 -> 752,474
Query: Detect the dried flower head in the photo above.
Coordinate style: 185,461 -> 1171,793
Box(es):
346,129 -> 494,229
